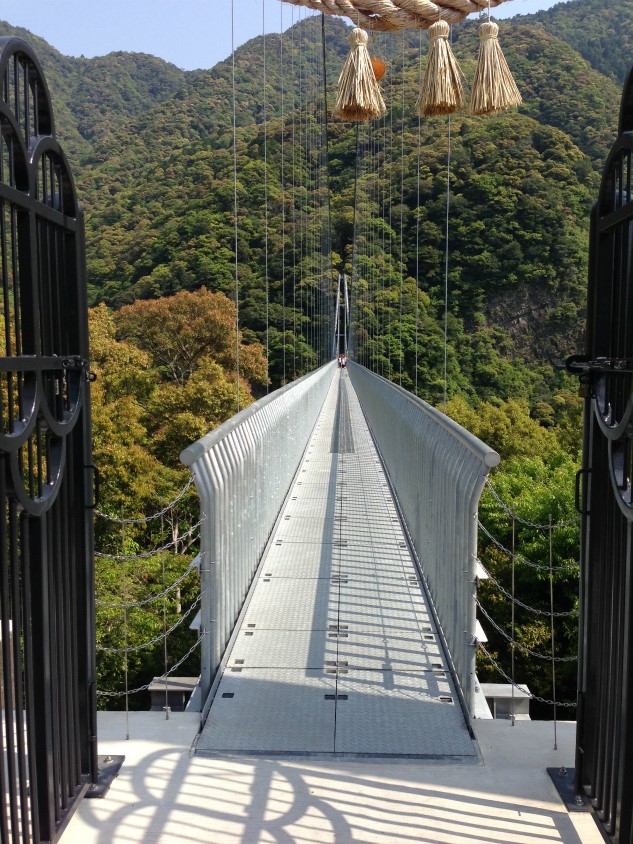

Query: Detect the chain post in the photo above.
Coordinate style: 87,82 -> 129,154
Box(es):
511,515 -> 516,726
162,507 -> 170,720
122,504 -> 129,741
549,514 -> 557,750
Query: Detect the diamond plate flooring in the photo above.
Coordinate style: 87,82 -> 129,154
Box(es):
197,370 -> 477,760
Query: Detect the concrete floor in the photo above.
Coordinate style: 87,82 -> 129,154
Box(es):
63,711 -> 603,844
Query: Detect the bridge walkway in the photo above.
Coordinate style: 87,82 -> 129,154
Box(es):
196,369 -> 477,759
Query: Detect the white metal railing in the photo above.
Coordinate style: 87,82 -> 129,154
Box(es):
348,363 -> 500,715
180,362 -> 337,708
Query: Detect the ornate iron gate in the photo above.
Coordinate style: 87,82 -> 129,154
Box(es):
571,66 -> 633,843
0,38 -> 97,842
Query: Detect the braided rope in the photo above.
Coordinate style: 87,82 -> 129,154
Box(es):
281,0 -> 511,31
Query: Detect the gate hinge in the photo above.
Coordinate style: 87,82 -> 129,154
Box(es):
62,355 -> 97,382
566,355 -> 633,397
566,355 -> 633,375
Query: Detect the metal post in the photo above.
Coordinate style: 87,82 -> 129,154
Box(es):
550,514 -> 557,750
162,509 -> 169,720
122,506 -> 129,741
511,515 -> 516,726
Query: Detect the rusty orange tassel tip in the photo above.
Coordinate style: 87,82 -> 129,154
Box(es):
371,57 -> 386,82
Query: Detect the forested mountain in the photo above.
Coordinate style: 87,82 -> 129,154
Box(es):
523,0 -> 633,84
2,0 -> 626,708
0,5 -> 621,405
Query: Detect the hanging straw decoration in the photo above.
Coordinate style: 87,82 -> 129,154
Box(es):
416,19 -> 465,117
471,18 -> 522,116
333,27 -> 386,122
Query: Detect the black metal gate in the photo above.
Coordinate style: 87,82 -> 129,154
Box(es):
571,66 -> 633,843
0,38 -> 97,843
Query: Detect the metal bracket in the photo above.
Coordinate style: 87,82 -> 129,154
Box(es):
547,767 -> 588,812
566,355 -> 633,376
63,355 -> 97,381
85,755 -> 125,798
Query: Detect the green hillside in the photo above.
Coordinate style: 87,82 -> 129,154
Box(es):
54,12 -> 612,403
0,2 -> 613,708
522,0 -> 633,84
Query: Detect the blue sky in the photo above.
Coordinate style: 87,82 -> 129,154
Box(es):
0,0 -> 572,71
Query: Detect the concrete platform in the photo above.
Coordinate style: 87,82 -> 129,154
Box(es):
63,712 -> 603,843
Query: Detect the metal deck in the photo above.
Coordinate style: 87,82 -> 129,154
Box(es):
196,371 -> 477,759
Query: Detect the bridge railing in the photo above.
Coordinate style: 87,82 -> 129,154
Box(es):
180,362 -> 337,710
348,363 -> 500,716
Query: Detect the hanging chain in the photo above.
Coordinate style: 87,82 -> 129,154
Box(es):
97,594 -> 202,654
96,564 -> 199,609
476,600 -> 577,662
96,634 -> 204,698
478,521 -> 578,572
483,568 -> 576,617
485,480 -> 579,530
95,520 -> 202,560
95,477 -> 196,523
477,641 -> 577,708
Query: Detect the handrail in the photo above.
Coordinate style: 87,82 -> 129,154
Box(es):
348,362 -> 500,715
180,362 -> 337,709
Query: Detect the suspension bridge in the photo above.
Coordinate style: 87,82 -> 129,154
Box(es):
0,0 -> 630,841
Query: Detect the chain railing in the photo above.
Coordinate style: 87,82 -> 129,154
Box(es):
476,484 -> 580,734
94,482 -> 204,721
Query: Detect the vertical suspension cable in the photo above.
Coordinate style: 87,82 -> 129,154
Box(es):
231,0 -> 241,411
314,29 -> 323,365
298,31 -> 306,374
443,113 -> 452,412
351,122 -> 361,362
297,10 -> 304,373
380,76 -> 388,378
358,122 -> 366,364
321,12 -> 333,362
262,0 -> 270,392
414,31 -> 422,396
280,4 -> 287,383
399,32 -> 405,387
305,36 -> 313,363
290,8 -> 298,379
388,59 -> 394,379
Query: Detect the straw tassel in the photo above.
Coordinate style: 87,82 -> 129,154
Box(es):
471,20 -> 522,116
416,19 -> 465,117
333,27 -> 386,122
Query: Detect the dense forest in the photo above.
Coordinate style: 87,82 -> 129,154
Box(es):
5,0 -> 628,711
